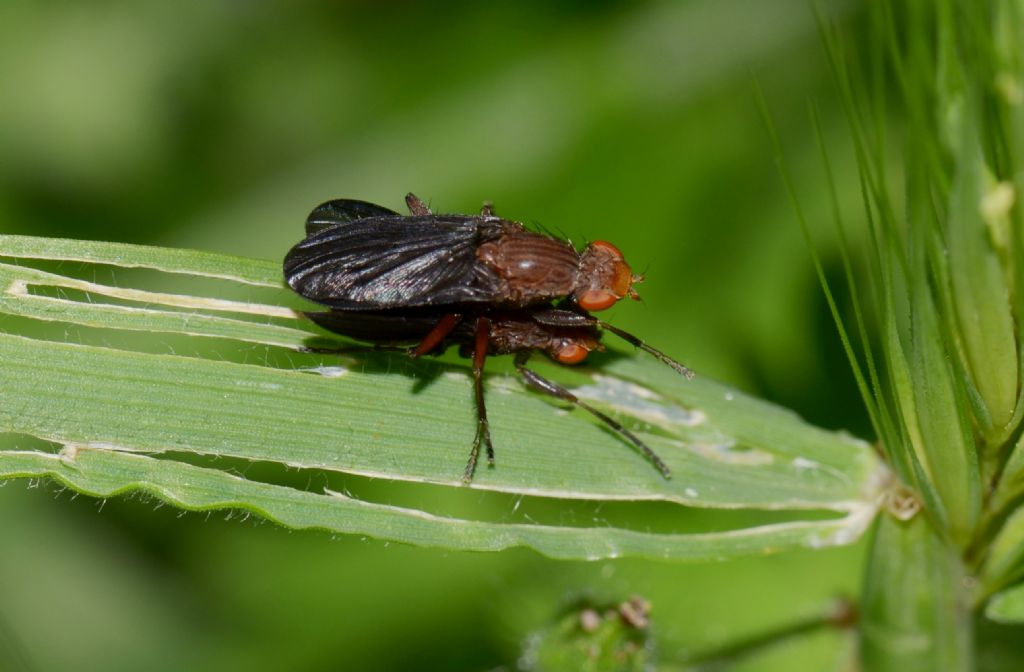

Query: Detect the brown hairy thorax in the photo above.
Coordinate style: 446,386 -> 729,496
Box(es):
475,232 -> 581,305
476,233 -> 641,310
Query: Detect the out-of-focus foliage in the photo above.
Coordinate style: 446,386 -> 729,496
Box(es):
0,0 -> 874,670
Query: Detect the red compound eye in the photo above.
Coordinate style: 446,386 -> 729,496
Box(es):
577,289 -> 617,311
577,240 -> 635,310
555,342 -> 589,365
591,240 -> 624,258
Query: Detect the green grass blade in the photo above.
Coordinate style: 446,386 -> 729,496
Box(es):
985,582 -> 1024,624
0,236 -> 884,557
0,234 -> 281,286
946,135 -> 1018,440
0,448 -> 877,562
0,331 -> 873,509
981,504 -> 1024,600
0,263 -> 314,348
905,277 -> 982,546
990,434 -> 1024,520
810,102 -> 890,447
754,85 -> 884,457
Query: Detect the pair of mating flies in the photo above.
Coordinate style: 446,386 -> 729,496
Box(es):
284,193 -> 692,482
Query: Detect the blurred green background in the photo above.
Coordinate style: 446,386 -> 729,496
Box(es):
0,0 -> 871,669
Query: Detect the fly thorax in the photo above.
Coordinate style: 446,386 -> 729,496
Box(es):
476,234 -> 580,305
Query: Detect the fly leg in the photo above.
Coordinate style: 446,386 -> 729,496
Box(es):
464,317 -> 494,482
409,313 -> 461,358
405,193 -> 432,216
513,352 -> 671,478
480,201 -> 495,217
594,320 -> 694,379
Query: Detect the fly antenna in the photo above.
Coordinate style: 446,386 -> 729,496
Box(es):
596,320 -> 694,379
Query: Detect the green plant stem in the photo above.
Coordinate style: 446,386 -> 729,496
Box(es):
860,513 -> 974,671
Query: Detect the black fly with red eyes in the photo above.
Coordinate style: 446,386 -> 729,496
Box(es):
284,194 -> 693,482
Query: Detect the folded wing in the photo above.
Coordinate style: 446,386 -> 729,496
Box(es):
285,214 -> 511,310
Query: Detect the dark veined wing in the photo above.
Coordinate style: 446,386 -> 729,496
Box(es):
284,215 -> 515,310
305,199 -> 401,236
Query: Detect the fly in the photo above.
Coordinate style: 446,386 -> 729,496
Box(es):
284,195 -> 693,482
284,193 -> 642,313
